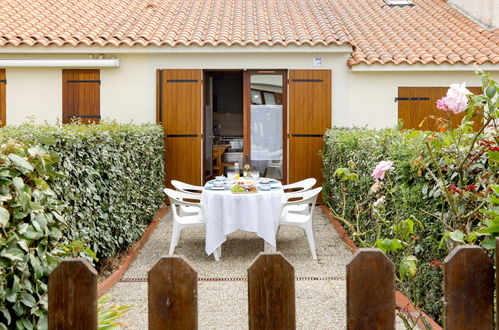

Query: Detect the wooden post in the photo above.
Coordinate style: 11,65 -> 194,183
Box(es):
444,245 -> 493,330
497,238 -> 499,329
48,258 -> 98,330
346,248 -> 395,329
248,252 -> 295,330
148,256 -> 198,330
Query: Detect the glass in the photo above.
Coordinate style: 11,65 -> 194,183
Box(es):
250,170 -> 260,181
250,74 -> 283,179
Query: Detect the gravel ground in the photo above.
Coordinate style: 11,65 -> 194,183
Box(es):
107,207 -> 407,329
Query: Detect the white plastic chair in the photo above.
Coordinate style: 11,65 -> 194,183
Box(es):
281,178 -> 317,215
276,187 -> 322,259
171,180 -> 204,216
281,178 -> 316,193
164,188 -> 220,261
171,180 -> 204,193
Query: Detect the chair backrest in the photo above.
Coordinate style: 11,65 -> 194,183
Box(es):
164,188 -> 204,220
171,180 -> 203,194
281,187 -> 322,217
282,178 -> 316,193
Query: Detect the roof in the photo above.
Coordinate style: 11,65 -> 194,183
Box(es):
0,0 -> 350,47
0,0 -> 497,67
338,0 -> 499,66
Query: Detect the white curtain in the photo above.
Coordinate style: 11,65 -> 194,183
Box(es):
250,105 -> 283,161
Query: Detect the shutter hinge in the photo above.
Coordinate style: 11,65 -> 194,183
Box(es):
394,97 -> 429,102
0,79 -> 6,85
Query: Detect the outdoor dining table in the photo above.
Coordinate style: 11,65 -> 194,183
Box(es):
201,179 -> 285,256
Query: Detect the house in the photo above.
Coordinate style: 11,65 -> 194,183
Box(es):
0,0 -> 497,187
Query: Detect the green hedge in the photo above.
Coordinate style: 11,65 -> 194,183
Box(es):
0,122 -> 165,260
0,141 -> 65,329
322,128 -> 447,322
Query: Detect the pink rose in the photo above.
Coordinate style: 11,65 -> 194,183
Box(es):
372,160 -> 394,180
436,83 -> 471,114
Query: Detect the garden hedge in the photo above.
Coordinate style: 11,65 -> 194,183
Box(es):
0,141 -> 65,329
0,122 -> 165,261
322,127 -> 448,322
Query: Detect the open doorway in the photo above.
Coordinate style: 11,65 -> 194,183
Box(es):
203,70 -> 286,183
204,71 -> 244,180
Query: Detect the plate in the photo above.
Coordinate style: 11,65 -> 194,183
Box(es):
258,186 -> 281,191
208,179 -> 227,184
259,179 -> 279,184
205,185 -> 228,190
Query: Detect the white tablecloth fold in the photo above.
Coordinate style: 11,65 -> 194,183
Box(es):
202,187 -> 285,255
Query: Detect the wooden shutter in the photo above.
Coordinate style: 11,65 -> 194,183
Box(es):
0,69 -> 5,127
398,87 -> 482,131
288,70 -> 331,188
159,69 -> 203,187
62,69 -> 100,124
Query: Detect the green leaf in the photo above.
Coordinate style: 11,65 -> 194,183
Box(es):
2,247 -> 24,261
36,135 -> 56,146
399,255 -> 418,279
20,293 -> 37,308
0,207 -> 9,228
7,154 -> 34,173
449,230 -> 465,243
376,238 -> 403,252
481,238 -> 496,250
488,151 -> 499,164
12,177 -> 24,191
0,308 -> 11,325
485,85 -> 496,98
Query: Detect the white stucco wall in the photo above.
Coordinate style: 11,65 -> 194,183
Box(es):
99,52 -> 351,125
347,69 -> 499,129
1,51 -> 498,129
448,0 -> 499,28
6,68 -> 61,124
2,52 -> 351,126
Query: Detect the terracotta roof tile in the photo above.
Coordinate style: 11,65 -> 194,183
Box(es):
0,0 -> 497,66
0,0 -> 352,47
338,0 -> 498,66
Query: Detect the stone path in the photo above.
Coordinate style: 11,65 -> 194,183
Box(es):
107,207 -> 405,329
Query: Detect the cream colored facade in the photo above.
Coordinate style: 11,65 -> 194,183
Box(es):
1,49 -> 498,129
448,0 -> 499,29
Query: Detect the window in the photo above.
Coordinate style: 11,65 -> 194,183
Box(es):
62,69 -> 100,124
384,0 -> 414,7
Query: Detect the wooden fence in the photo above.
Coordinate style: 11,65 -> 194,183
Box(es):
48,244 -> 498,329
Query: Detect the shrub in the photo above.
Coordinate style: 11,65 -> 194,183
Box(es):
0,122 -> 165,260
0,141 -> 65,329
322,128 -> 447,322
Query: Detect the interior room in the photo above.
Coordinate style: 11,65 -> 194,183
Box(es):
204,71 -> 244,179
204,70 -> 285,182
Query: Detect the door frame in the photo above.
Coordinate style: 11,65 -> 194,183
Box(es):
243,69 -> 288,184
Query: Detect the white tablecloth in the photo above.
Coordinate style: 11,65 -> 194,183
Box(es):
201,184 -> 285,255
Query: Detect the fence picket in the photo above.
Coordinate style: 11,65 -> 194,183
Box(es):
148,256 -> 198,330
48,258 -> 97,330
444,245 -> 493,330
346,248 -> 395,329
248,252 -> 295,329
497,238 -> 499,328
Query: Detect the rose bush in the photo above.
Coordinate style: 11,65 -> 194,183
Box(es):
323,69 -> 498,324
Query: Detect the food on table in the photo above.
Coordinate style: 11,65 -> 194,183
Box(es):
231,184 -> 246,193
231,183 -> 257,193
